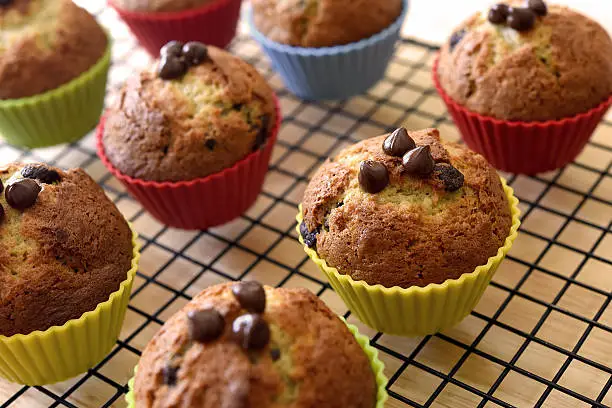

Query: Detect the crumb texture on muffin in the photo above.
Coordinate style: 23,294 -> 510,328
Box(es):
103,46 -> 277,182
251,0 -> 403,47
134,283 -> 376,408
0,163 -> 133,336
0,0 -> 108,99
437,2 -> 612,121
112,0 -> 217,12
301,129 -> 512,289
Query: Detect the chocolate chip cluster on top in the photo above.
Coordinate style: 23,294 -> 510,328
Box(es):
301,128 -> 513,289
488,0 -> 547,32
134,282 -> 376,408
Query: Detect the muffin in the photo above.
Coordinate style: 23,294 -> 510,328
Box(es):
0,162 -> 139,385
110,0 -> 242,56
130,282 -> 386,407
434,0 -> 612,173
248,0 -> 408,99
0,0 -> 111,147
98,42 -> 281,229
298,128 -> 520,335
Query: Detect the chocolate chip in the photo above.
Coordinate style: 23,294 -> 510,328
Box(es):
0,0 -> 13,6
187,309 -> 225,343
299,221 -> 318,248
21,164 -> 61,184
527,0 -> 547,16
231,314 -> 270,351
508,7 -> 536,31
205,139 -> 217,151
270,348 -> 281,361
160,41 -> 184,58
488,3 -> 510,24
0,204 -> 4,222
182,42 -> 209,66
232,281 -> 266,313
5,179 -> 41,210
253,115 -> 270,151
0,179 -> 3,193
158,56 -> 188,80
434,163 -> 464,192
359,160 -> 389,194
383,127 -> 416,157
162,365 -> 178,386
403,146 -> 435,176
449,29 -> 466,51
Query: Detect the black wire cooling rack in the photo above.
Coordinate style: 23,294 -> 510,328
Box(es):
0,2 -> 611,407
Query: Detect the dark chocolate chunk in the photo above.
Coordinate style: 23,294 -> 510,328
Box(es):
299,221 -> 318,248
0,179 -> 3,193
182,42 -> 209,66
5,179 -> 41,210
187,309 -> 225,343
160,41 -> 184,58
402,146 -> 435,176
158,56 -> 188,80
0,0 -> 13,6
0,203 -> 4,222
231,314 -> 270,351
232,281 -> 266,313
270,348 -> 281,361
162,365 -> 178,386
383,127 -> 416,157
21,164 -> 61,184
434,163 -> 464,192
205,139 -> 217,151
527,0 -> 547,16
449,29 -> 466,51
508,7 -> 536,31
253,115 -> 270,150
488,3 -> 510,24
358,160 -> 389,194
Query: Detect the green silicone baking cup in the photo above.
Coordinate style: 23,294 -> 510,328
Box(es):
125,319 -> 388,407
0,39 -> 111,148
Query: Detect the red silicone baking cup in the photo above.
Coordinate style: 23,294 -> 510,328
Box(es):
96,96 -> 281,230
432,56 -> 612,174
109,0 -> 242,56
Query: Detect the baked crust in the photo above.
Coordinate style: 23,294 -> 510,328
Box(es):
112,0 -> 217,12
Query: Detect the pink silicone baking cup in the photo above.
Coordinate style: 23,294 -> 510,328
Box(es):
96,96 -> 281,230
432,56 -> 612,174
109,0 -> 242,56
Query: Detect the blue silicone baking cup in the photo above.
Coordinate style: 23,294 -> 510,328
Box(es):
248,0 -> 409,100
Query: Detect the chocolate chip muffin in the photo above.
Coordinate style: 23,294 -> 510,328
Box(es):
111,0 -> 216,12
251,0 -> 403,47
0,0 -> 108,100
0,163 -> 133,336
134,282 -> 376,407
102,42 -> 277,182
300,128 -> 513,289
437,0 -> 612,121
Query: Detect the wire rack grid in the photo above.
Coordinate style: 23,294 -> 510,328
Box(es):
0,2 -> 611,407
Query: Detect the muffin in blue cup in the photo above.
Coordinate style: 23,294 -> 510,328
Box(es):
248,0 -> 409,100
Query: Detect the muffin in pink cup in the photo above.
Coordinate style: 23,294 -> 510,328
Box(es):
434,0 -> 612,174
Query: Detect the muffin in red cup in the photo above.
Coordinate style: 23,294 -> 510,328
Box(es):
434,0 -> 612,174
108,0 -> 242,56
97,42 -> 281,230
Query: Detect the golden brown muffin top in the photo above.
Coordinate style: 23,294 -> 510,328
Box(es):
134,283 -> 376,408
437,1 -> 612,121
103,45 -> 277,182
301,129 -> 512,289
251,0 -> 403,47
0,163 -> 133,336
112,0 -> 217,12
0,0 -> 108,100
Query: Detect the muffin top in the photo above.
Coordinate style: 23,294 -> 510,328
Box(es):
112,0 -> 216,13
300,128 -> 512,289
0,0 -> 108,100
251,0 -> 403,47
103,43 -> 277,182
0,163 -> 133,336
437,1 -> 612,121
134,282 -> 376,408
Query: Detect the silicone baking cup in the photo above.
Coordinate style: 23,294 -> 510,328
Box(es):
247,0 -> 409,100
109,0 -> 242,57
97,96 -> 281,230
0,225 -> 140,386
125,319 -> 388,407
0,40 -> 111,149
297,178 -> 521,336
433,57 -> 612,174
